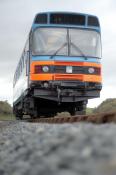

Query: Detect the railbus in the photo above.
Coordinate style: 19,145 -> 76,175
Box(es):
13,12 -> 102,119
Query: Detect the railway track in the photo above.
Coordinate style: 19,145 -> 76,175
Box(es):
27,112 -> 116,124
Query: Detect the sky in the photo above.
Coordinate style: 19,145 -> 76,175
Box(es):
0,0 -> 116,107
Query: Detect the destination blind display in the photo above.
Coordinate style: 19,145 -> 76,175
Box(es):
50,13 -> 85,25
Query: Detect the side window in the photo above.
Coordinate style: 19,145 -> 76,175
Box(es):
25,39 -> 29,76
13,74 -> 16,87
20,61 -> 22,74
14,37 -> 30,86
22,55 -> 24,68
26,51 -> 29,76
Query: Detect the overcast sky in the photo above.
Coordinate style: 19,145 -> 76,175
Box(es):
0,0 -> 116,107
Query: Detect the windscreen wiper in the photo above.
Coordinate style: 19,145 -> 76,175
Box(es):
70,42 -> 87,60
50,42 -> 67,59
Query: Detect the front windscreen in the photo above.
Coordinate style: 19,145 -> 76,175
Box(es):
32,28 -> 101,58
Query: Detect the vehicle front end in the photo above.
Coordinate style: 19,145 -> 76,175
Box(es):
29,26 -> 102,103
27,12 -> 102,116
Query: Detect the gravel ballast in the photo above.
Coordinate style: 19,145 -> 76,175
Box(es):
0,121 -> 116,175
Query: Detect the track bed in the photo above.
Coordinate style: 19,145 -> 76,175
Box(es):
0,121 -> 116,175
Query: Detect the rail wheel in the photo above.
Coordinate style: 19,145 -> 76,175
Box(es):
68,101 -> 87,116
15,113 -> 23,120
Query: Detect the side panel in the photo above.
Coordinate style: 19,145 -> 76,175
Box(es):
13,39 -> 30,104
13,68 -> 28,103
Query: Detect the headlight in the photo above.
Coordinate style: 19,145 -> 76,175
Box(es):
42,66 -> 49,73
88,67 -> 95,74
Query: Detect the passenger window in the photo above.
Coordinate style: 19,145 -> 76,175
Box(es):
26,51 -> 30,76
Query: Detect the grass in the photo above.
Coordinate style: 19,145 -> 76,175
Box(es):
86,108 -> 94,115
0,114 -> 15,121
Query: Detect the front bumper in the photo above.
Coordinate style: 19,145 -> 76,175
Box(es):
49,80 -> 102,90
30,81 -> 102,102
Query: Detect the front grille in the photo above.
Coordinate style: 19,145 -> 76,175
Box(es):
54,66 -> 66,73
73,66 -> 84,74
54,66 -> 84,74
32,64 -> 101,75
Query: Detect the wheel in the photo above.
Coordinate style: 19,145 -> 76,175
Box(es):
75,110 -> 86,115
68,101 -> 87,116
69,107 -> 86,116
30,109 -> 38,119
13,104 -> 23,120
15,113 -> 23,120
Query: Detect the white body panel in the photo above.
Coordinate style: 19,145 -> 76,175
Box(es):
13,66 -> 28,103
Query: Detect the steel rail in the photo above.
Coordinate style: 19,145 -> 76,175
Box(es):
27,112 -> 116,124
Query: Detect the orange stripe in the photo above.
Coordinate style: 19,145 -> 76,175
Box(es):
54,74 -> 83,81
30,61 -> 102,83
30,74 -> 53,81
30,73 -> 101,83
54,74 -> 101,82
83,75 -> 102,82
